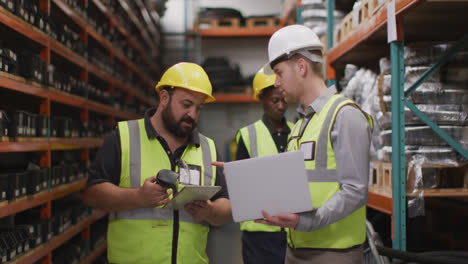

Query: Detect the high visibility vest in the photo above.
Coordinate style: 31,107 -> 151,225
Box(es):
236,119 -> 294,232
107,119 -> 217,264
287,94 -> 373,249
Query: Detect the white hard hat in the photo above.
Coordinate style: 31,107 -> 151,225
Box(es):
263,25 -> 324,74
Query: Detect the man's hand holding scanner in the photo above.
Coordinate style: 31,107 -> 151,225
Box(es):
138,175 -> 172,207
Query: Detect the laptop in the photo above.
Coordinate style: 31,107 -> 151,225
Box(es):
224,151 -> 313,222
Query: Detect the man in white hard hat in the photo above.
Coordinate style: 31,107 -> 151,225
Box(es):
256,25 -> 373,263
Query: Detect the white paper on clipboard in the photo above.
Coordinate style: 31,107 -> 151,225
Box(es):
163,185 -> 221,210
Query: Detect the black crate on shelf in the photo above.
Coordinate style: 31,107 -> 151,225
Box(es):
0,232 -> 17,261
0,173 -> 8,202
0,0 -> 16,13
61,164 -> 70,184
55,117 -> 72,138
15,171 -> 27,197
39,167 -> 48,190
0,110 -> 9,137
8,111 -> 30,137
0,173 -> 19,200
35,10 -> 49,34
26,169 -> 41,195
0,236 -> 7,263
18,52 -> 47,84
50,117 -> 58,137
35,114 -> 47,137
51,214 -> 63,235
51,165 -> 62,187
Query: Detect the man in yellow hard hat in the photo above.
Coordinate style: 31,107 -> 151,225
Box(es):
235,68 -> 293,264
82,62 -> 232,264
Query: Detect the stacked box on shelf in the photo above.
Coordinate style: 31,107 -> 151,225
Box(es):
52,234 -> 86,264
340,42 -> 468,202
0,46 -> 18,75
15,208 -> 53,249
301,0 -> 344,38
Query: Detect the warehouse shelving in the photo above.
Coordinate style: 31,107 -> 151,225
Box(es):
10,210 -> 107,264
0,1 -> 162,262
51,0 -> 155,86
198,27 -> 281,38
0,74 -> 139,120
0,179 -> 86,218
190,14 -> 282,102
325,0 -> 468,251
212,93 -> 257,103
90,0 -> 160,74
0,4 -> 158,106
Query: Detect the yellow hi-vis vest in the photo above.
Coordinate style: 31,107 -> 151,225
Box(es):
107,119 -> 217,264
236,119 -> 294,232
287,94 -> 373,249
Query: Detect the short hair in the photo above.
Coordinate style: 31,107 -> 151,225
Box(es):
258,85 -> 275,100
289,50 -> 323,79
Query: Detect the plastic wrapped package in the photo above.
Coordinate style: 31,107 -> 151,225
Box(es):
339,64 -> 358,89
405,66 -> 468,84
377,145 -> 467,166
379,57 -> 391,74
301,0 -> 324,8
405,66 -> 441,83
381,84 -> 468,107
406,154 -> 468,217
341,69 -> 377,106
379,126 -> 468,148
404,44 -> 450,66
377,104 -> 468,130
407,155 -> 426,217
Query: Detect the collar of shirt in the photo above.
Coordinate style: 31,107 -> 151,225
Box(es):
296,85 -> 338,117
143,107 -> 201,147
261,115 -> 291,135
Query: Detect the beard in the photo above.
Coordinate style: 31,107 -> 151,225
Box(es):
161,103 -> 196,138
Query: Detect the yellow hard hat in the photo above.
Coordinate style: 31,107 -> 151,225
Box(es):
253,68 -> 276,100
155,62 -> 215,103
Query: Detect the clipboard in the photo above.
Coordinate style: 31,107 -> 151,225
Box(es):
163,185 -> 222,210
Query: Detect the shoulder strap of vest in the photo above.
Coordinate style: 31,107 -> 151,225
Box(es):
124,119 -> 143,188
315,96 -> 349,171
198,133 -> 216,186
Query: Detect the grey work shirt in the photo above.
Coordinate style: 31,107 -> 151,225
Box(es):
294,86 -> 371,232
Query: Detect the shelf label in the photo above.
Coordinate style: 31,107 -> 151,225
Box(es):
387,0 -> 397,42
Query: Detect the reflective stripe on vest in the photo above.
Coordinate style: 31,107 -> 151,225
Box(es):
287,94 -> 370,249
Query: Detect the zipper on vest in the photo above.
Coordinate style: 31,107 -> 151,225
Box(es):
172,210 -> 179,264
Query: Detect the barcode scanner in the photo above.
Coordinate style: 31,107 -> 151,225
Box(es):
156,169 -> 179,196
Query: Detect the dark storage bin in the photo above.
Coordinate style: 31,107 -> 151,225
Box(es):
51,165 -> 63,187
15,171 -> 27,197
62,164 -> 71,184
39,167 -> 48,190
8,111 -> 29,137
0,0 -> 16,13
0,110 -> 8,137
55,117 -> 72,138
26,169 -> 41,195
36,115 -> 47,137
0,173 -> 7,202
50,117 -> 58,137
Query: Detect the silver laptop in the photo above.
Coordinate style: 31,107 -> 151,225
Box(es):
224,151 -> 313,222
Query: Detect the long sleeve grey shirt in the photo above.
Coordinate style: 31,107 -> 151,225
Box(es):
295,86 -> 372,232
